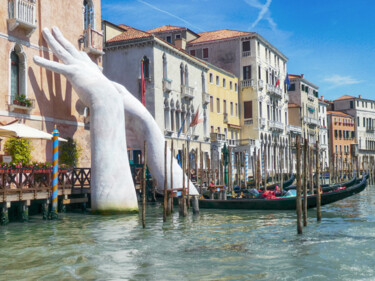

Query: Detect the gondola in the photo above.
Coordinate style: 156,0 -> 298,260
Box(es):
198,175 -> 368,210
257,174 -> 296,191
284,175 -> 357,192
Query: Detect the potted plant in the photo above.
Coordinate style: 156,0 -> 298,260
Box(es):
13,95 -> 32,107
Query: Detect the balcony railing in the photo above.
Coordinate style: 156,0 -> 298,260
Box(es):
308,92 -> 315,101
268,120 -> 284,131
244,119 -> 253,126
266,84 -> 282,98
8,0 -> 36,37
366,127 -> 375,133
83,26 -> 104,56
303,116 -> 319,126
287,124 -> 302,134
242,51 -> 251,57
210,132 -> 226,142
258,117 -> 266,128
181,85 -> 194,99
202,91 -> 210,105
241,79 -> 254,89
163,78 -> 172,93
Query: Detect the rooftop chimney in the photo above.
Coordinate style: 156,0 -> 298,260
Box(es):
301,74 -> 304,78
174,38 -> 186,50
321,95 -> 324,100
359,95 -> 362,99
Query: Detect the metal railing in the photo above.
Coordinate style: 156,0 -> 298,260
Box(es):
242,51 -> 251,57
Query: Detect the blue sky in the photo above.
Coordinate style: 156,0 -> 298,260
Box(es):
101,0 -> 375,101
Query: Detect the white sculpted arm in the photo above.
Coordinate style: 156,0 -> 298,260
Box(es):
34,27 -> 138,213
111,82 -> 198,195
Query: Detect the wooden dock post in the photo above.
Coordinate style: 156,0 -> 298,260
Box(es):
303,138 -> 308,227
228,146 -> 232,193
199,143 -> 203,194
257,150 -> 261,190
280,146 -> 284,192
42,200 -> 49,220
296,135 -> 303,234
187,142 -> 191,209
163,141 -> 168,222
169,140 -> 174,214
180,145 -> 188,217
264,147 -> 268,191
316,139 -> 322,222
142,141 -> 147,228
253,149 -> 257,189
309,146 -> 314,194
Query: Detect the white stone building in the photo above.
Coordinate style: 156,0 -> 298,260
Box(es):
102,23 -> 210,166
333,95 -> 375,165
318,97 -> 329,170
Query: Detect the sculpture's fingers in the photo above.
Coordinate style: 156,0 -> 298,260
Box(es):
80,51 -> 101,68
52,26 -> 83,60
42,28 -> 75,65
33,56 -> 71,75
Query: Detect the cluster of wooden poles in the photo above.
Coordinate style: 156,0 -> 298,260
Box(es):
295,134 -> 322,234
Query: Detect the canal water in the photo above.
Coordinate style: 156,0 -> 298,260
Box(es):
1,186 -> 375,281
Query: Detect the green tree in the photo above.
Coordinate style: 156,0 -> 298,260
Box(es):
4,138 -> 32,164
59,137 -> 81,167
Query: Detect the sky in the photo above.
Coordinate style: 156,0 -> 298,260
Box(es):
101,0 -> 375,101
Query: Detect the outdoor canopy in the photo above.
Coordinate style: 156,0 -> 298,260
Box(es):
0,123 -> 67,142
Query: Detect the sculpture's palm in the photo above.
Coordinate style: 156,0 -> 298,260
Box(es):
34,27 -> 138,213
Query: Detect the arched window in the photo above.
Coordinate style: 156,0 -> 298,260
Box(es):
185,65 -> 189,86
83,0 -> 95,30
164,99 -> 170,131
10,45 -> 26,101
142,56 -> 150,79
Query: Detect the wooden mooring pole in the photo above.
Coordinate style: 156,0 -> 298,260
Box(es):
316,139 -> 322,222
163,141 -> 167,222
303,138 -> 308,227
169,140 -> 174,214
296,135 -> 303,234
142,141 -> 147,228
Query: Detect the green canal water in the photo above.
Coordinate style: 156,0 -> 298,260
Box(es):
1,186 -> 375,281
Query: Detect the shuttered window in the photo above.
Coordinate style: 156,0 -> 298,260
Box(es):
244,101 -> 253,119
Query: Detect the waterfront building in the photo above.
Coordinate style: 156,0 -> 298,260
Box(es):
318,97 -> 329,170
0,0 -> 103,165
206,62 -> 240,170
327,111 -> 356,172
102,22 -> 211,169
288,74 -> 320,146
287,103 -> 302,172
333,95 -> 375,165
186,29 -> 289,175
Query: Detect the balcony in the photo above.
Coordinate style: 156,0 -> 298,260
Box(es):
8,95 -> 35,112
303,116 -> 319,127
268,120 -> 284,131
223,113 -> 228,123
242,51 -> 251,57
241,79 -> 254,89
181,85 -> 195,99
8,0 -> 36,37
163,78 -> 172,93
83,27 -> 104,56
266,84 -> 282,98
366,126 -> 375,133
258,79 -> 264,90
210,132 -> 226,142
202,91 -> 210,105
258,117 -> 266,128
287,124 -> 302,134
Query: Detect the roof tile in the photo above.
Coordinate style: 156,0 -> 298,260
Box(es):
188,29 -> 254,44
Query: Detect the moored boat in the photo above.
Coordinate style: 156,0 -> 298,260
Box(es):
198,175 -> 368,210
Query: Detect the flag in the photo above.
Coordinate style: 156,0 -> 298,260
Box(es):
275,70 -> 280,87
190,107 -> 204,127
284,73 -> 291,91
141,59 -> 145,106
177,117 -> 186,138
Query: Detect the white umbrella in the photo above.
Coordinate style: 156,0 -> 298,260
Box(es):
0,123 -> 67,142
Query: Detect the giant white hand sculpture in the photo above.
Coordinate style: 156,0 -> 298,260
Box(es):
34,27 -> 138,213
111,82 -> 199,195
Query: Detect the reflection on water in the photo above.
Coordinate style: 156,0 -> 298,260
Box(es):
0,186 -> 375,280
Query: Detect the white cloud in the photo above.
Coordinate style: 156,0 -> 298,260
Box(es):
245,0 -> 275,30
323,74 -> 363,88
